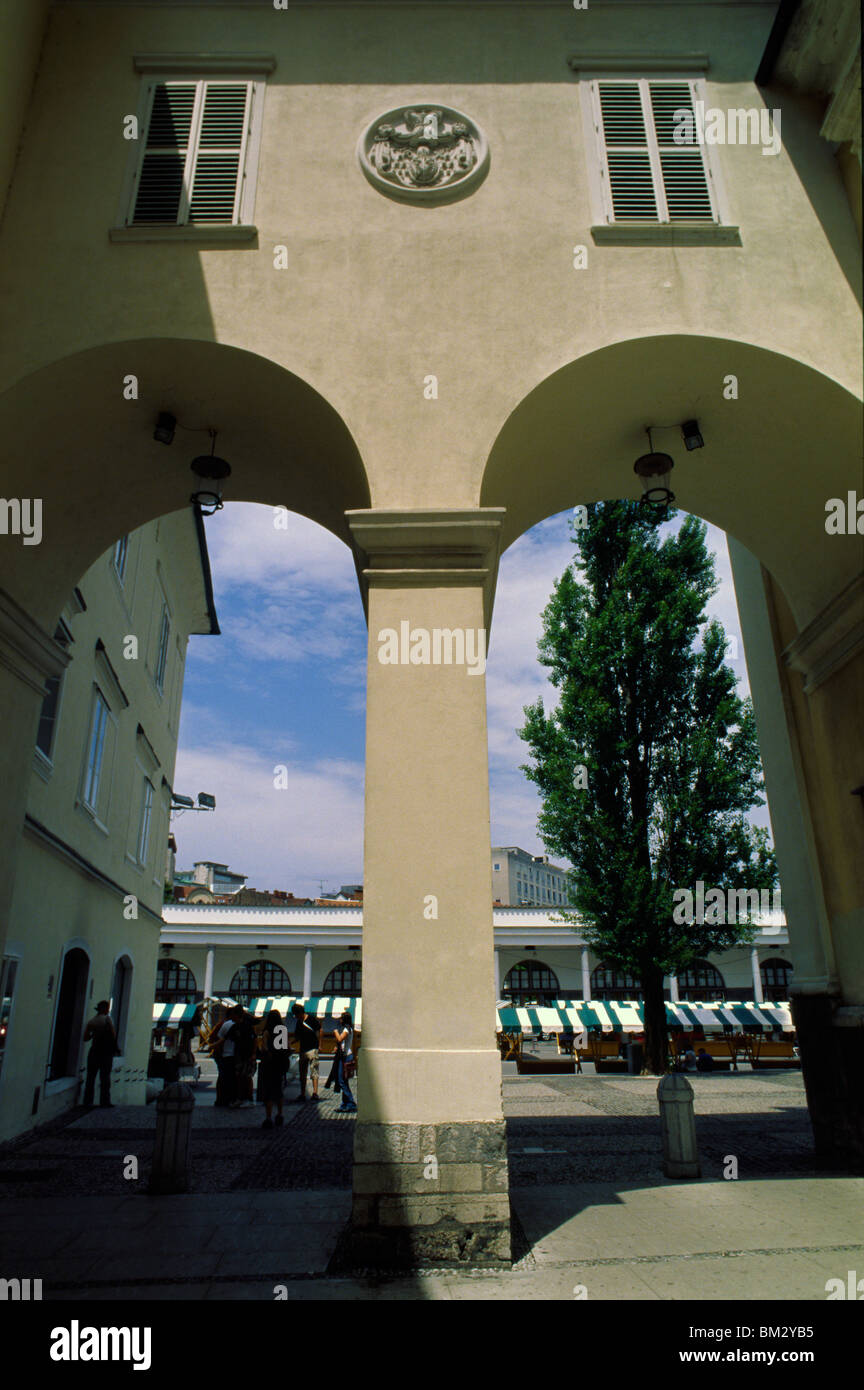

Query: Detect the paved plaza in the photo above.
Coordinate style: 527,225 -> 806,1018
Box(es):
1,1061 -> 861,1300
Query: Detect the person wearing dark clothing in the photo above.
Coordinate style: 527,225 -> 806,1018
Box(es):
231,1007 -> 258,1108
292,1004 -> 321,1103
696,1047 -> 715,1072
259,1010 -> 289,1128
82,1000 -> 117,1108
213,1009 -> 239,1107
333,1010 -> 357,1112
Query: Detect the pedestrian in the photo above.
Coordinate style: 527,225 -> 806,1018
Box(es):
292,1003 -> 321,1103
214,1005 -> 240,1107
696,1047 -> 715,1073
333,1010 -> 357,1112
231,1006 -> 258,1109
682,1046 -> 698,1072
259,1010 -> 289,1128
82,1000 -> 118,1109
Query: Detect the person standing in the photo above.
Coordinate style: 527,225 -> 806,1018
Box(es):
213,1006 -> 237,1107
292,1003 -> 321,1103
333,1010 -> 357,1113
82,1000 -> 117,1109
231,1006 -> 258,1109
259,1009 -> 289,1128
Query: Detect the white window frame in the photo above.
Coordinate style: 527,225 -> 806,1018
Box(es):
137,777 -> 154,866
154,600 -> 171,695
34,619 -> 73,774
113,58 -> 272,240
113,535 -> 129,583
82,687 -> 111,813
578,72 -> 735,240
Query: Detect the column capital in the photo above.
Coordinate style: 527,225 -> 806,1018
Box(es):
0,587 -> 70,697
346,508 -> 506,628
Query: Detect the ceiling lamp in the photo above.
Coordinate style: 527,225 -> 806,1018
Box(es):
190,431 -> 231,515
633,428 -> 675,513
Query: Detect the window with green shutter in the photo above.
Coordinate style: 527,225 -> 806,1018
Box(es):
591,78 -> 718,224
128,79 -> 255,226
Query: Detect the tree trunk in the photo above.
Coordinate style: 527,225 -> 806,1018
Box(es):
642,962 -> 669,1075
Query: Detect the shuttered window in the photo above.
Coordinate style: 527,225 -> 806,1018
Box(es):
128,80 -> 253,226
592,79 -> 717,224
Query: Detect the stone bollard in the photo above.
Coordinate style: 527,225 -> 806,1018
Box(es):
657,1072 -> 701,1178
149,1082 -> 194,1193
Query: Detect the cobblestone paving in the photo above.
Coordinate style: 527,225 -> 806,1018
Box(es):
0,1069 -> 820,1200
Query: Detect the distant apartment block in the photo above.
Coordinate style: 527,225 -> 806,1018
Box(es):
492,847 -> 572,907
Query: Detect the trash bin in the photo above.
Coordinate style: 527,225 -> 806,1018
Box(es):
626,1042 -> 644,1074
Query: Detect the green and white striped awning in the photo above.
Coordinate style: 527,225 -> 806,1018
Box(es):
247,996 -> 362,1028
152,1002 -> 199,1025
496,1000 -> 792,1034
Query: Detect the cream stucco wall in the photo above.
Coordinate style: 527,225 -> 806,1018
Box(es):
0,509 -> 215,1140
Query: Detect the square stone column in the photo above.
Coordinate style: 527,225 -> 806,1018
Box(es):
336,508 -> 511,1267
730,544 -> 864,1168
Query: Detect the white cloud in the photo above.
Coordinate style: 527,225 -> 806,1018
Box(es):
194,502 -> 367,672
171,741 -> 365,898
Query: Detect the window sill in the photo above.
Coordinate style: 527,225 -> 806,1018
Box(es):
75,800 -> 110,837
591,223 -> 741,246
44,1076 -> 79,1097
33,748 -> 54,782
110,225 -> 258,244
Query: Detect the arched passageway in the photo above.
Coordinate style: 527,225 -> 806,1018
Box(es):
0,339 -> 371,1142
479,333 -> 864,1168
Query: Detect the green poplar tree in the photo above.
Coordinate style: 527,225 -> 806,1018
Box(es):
519,501 -> 777,1073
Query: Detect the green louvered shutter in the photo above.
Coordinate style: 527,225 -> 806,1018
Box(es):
594,78 -> 716,224
130,80 -> 252,226
132,82 -> 197,223
188,83 -> 250,223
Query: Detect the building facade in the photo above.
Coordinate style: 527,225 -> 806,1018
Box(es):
0,0 -> 860,1260
0,512 -> 216,1141
161,902 -> 791,1009
492,847 -> 572,906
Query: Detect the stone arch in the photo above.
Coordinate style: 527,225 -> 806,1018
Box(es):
0,338 -> 371,628
480,333 -> 863,630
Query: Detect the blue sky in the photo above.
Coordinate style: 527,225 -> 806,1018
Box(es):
172,502 -> 762,898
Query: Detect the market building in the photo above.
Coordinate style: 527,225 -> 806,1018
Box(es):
160,901 -> 791,1007
0,0 -> 860,1262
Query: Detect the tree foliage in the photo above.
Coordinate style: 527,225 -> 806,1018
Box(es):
519,501 -> 777,1072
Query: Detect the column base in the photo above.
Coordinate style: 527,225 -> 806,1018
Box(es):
330,1120 -> 513,1269
792,993 -> 864,1172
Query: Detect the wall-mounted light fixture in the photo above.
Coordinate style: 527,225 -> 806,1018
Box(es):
170,790 -> 216,816
681,418 -> 704,451
153,412 -> 177,445
190,430 -> 231,515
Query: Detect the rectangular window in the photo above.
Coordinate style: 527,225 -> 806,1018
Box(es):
128,79 -> 256,226
83,690 -> 110,811
35,622 -> 72,761
113,536 -> 129,582
591,78 -> 717,224
154,603 -> 171,693
137,779 -> 154,865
